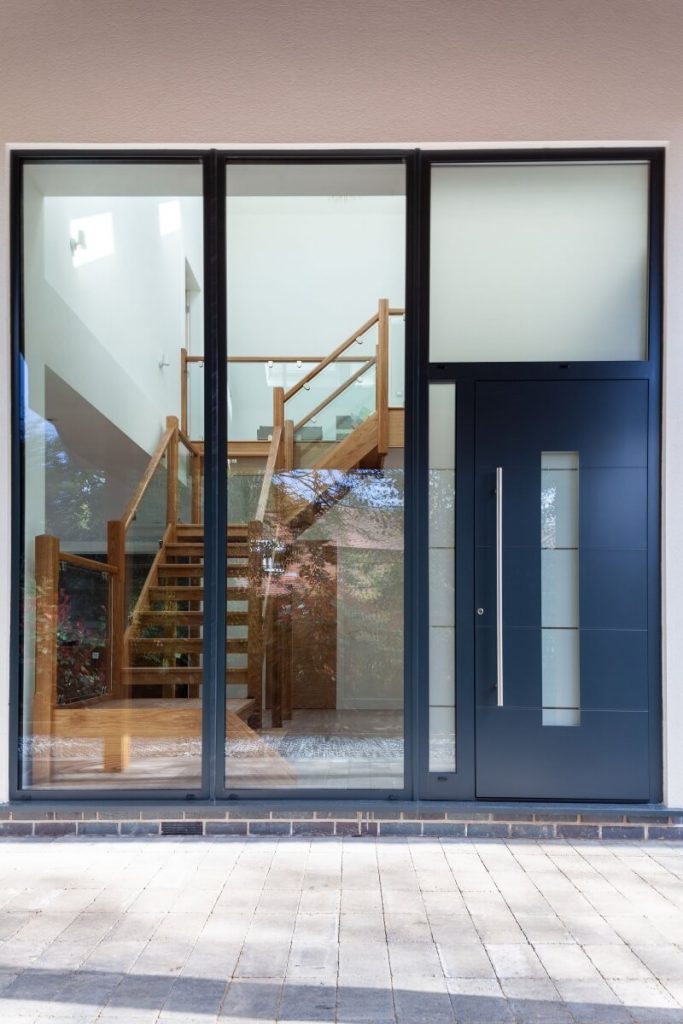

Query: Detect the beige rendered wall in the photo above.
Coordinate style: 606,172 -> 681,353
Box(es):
1,0 -> 682,803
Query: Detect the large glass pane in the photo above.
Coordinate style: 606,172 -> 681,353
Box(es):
430,162 -> 649,361
20,163 -> 204,789
225,162 -> 406,789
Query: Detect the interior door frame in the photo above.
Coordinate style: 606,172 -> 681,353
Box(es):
416,147 -> 664,803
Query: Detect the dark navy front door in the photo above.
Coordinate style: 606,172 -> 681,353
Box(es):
474,381 -> 651,800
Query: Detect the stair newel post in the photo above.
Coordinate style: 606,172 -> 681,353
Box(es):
166,416 -> 179,532
273,387 -> 285,469
247,521 -> 264,728
191,452 -> 202,524
377,298 -> 390,456
284,420 -> 294,471
107,520 -> 126,699
282,579 -> 293,723
268,597 -> 283,729
33,534 -> 60,784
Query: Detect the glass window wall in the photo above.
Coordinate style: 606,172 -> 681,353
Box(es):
20,162 -> 204,789
224,162 -> 407,789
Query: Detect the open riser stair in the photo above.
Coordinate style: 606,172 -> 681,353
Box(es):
31,300 -> 404,783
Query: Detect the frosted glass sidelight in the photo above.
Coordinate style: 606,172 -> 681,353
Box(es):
430,162 -> 649,362
429,707 -> 457,774
541,452 -> 580,726
429,383 -> 456,771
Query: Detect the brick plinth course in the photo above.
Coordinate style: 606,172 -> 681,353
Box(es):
1,803 -> 682,839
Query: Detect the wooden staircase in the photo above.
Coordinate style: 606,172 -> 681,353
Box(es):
123,522 -> 259,726
31,299 -> 404,783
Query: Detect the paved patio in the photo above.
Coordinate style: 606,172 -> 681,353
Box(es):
0,837 -> 683,1023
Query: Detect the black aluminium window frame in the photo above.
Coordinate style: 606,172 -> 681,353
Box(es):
216,151 -> 418,801
417,147 -> 664,803
9,150 -> 213,802
8,145 -> 664,804
8,147 -> 419,802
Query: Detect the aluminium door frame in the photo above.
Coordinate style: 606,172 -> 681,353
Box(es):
9,147 -> 420,802
416,147 -> 664,802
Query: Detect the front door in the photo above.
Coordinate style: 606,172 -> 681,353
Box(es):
475,380 -> 651,800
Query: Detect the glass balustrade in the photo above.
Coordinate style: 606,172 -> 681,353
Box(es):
291,360 -> 378,469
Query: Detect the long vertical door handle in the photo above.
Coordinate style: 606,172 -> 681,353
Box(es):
496,466 -> 504,706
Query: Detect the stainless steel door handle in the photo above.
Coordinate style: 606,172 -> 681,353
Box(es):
496,466 -> 504,707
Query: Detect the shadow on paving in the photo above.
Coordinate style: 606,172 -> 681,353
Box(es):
1,969 -> 683,1022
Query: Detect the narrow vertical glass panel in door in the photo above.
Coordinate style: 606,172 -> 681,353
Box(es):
225,162 -> 407,790
430,161 -> 649,361
541,452 -> 580,726
428,383 -> 456,772
20,163 -> 204,789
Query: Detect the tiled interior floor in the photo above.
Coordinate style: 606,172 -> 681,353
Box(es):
228,709 -> 404,789
1,837 -> 683,1022
35,709 -> 405,790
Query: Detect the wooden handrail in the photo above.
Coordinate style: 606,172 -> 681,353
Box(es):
178,428 -> 201,457
293,357 -> 375,434
377,298 -> 389,455
59,551 -> 118,575
255,426 -> 283,523
283,311 -> 380,403
185,354 -> 379,364
121,424 -> 175,532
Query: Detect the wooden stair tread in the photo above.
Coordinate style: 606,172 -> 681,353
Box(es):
122,667 -> 248,684
129,637 -> 248,653
52,698 -> 258,734
165,543 -> 249,557
148,586 -> 248,600
53,697 -> 252,711
137,610 -> 248,625
157,564 -> 249,576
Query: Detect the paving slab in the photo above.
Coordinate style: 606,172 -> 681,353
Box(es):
0,837 -> 682,1022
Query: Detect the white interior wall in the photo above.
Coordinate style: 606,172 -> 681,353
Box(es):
226,194 -> 405,440
32,189 -> 202,454
1,0 -> 683,805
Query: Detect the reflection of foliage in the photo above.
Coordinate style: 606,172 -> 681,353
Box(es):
337,547 -> 403,701
228,470 -> 263,524
55,589 -> 108,705
26,410 -> 108,542
292,541 -> 337,694
258,466 -> 405,708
